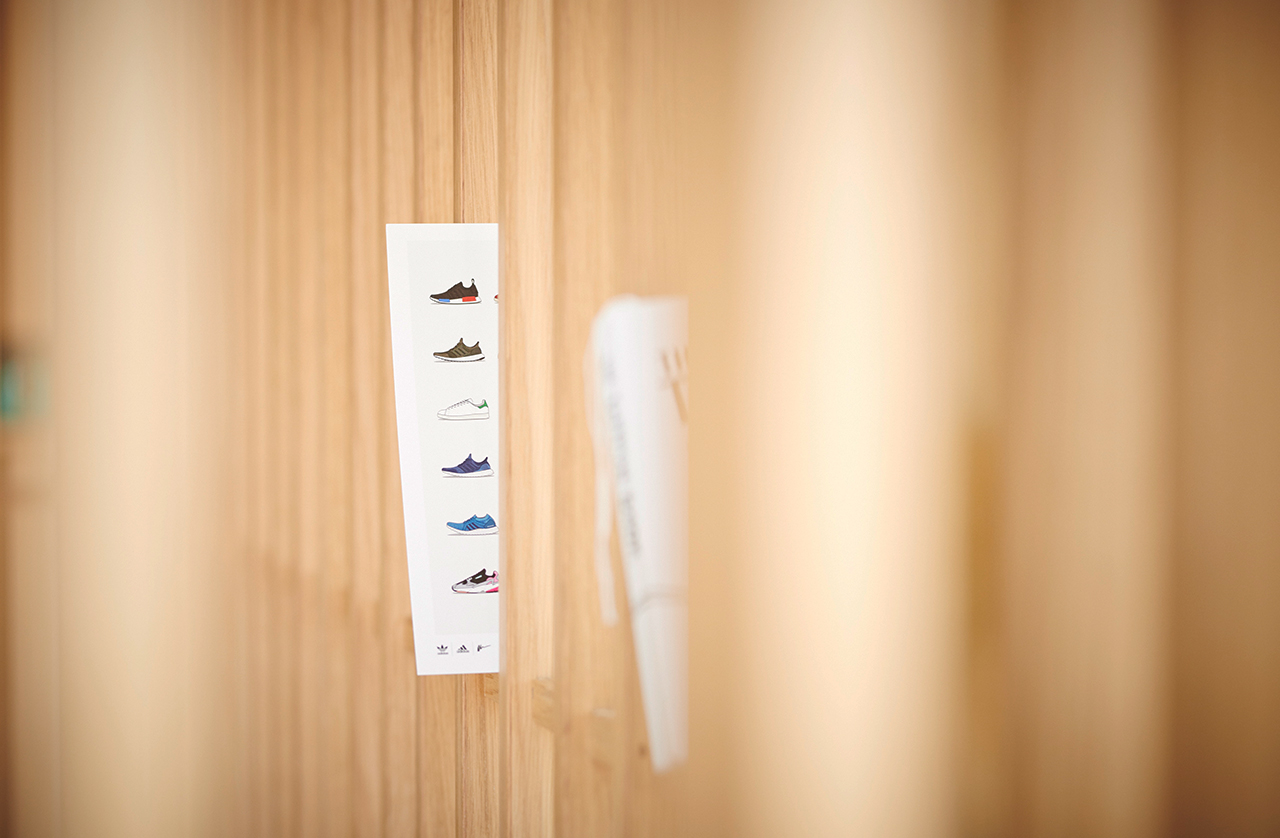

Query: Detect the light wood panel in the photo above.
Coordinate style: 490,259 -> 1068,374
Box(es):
1173,3 -> 1280,834
553,0 -> 625,834
1,1 -> 57,834
381,2 -> 421,835
416,3 -> 460,838
229,0 -> 503,834
497,0 -> 555,834
1002,2 -> 1173,834
245,0 -> 273,830
10,1 -> 1280,837
318,0 -> 355,833
294,1 -> 326,834
214,1 -> 693,835
455,3 -> 501,836
0,0 -> 743,835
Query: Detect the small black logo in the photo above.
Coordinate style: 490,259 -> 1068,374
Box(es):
476,643 -> 490,652
457,645 -> 469,653
436,644 -> 449,655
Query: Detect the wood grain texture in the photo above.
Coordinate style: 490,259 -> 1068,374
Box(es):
552,1 -> 629,836
415,2 -> 460,838
223,2 -> 253,833
270,0 -> 302,829
380,1 -> 420,835
1172,3 -> 1280,834
614,3 -> 687,833
456,0 -> 498,225
12,2 -> 1280,837
293,0 -> 325,832
497,0 -> 555,835
350,0 -> 387,835
0,1 -> 724,835
0,3 -> 57,834
319,0 -> 355,834
245,0 -> 273,831
1002,3 -> 1172,835
455,3 -> 500,836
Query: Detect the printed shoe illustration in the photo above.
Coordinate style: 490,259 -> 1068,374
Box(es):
430,280 -> 480,304
442,454 -> 492,478
452,568 -> 499,593
446,514 -> 497,535
434,338 -> 484,362
437,398 -> 489,421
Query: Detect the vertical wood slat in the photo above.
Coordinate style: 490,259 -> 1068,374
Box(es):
498,0 -> 556,834
269,0 -> 301,830
223,0 -> 253,832
1002,2 -> 1172,835
1173,3 -> 1280,833
456,0 -> 499,225
380,0 -> 420,835
553,0 -> 628,836
319,0 -> 355,834
350,0 -> 386,835
1,1 -> 731,835
455,2 -> 500,837
416,0 -> 460,835
245,0 -> 272,832
615,3 -> 686,833
293,0 -> 325,833
202,3 -> 705,836
13,3 -> 1280,837
23,2 -> 733,835
1,1 -> 57,834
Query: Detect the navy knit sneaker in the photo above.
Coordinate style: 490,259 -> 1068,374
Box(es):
442,454 -> 492,478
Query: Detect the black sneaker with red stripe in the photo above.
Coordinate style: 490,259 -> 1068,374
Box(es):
430,280 -> 480,304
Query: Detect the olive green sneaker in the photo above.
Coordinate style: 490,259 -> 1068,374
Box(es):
433,338 -> 485,362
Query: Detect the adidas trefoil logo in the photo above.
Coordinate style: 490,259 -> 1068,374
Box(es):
436,644 -> 449,655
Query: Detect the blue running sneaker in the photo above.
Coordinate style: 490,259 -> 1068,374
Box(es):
446,514 -> 497,535
442,454 -> 492,478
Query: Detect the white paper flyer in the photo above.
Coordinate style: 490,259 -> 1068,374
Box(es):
588,295 -> 689,771
387,223 -> 499,675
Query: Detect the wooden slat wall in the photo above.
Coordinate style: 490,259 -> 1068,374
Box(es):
1,0 -> 57,835
1000,1 -> 1173,834
1172,3 -> 1280,834
221,0 -> 703,833
497,0 -> 555,835
416,3 -> 460,837
11,1 -> 1280,836
235,0 -> 468,834
454,4 -> 500,838
224,1 -> 693,834
0,0 -> 713,834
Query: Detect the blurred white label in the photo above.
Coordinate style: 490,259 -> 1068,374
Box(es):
588,295 -> 688,772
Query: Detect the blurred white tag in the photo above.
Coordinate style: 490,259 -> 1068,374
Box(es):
587,295 -> 688,772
